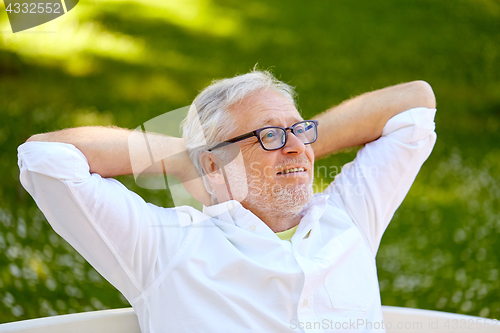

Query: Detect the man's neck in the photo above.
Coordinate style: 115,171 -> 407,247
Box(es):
243,202 -> 303,233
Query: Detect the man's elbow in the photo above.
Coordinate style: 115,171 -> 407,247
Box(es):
410,80 -> 436,109
26,134 -> 46,142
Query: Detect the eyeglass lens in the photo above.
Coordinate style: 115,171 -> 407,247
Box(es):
259,121 -> 316,150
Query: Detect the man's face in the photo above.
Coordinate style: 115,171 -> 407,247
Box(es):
222,90 -> 315,213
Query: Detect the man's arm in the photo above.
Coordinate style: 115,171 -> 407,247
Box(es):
18,138 -> 196,301
27,126 -> 183,177
317,81 -> 438,255
27,126 -> 212,205
311,80 -> 436,158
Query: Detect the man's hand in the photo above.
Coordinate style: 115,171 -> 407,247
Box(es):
311,80 -> 436,159
27,126 -> 212,206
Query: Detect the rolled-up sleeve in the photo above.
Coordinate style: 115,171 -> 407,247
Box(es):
18,142 -> 186,302
324,107 -> 437,256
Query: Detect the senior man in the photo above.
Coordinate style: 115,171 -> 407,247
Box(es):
19,70 -> 436,332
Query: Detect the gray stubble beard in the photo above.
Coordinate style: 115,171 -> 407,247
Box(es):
223,156 -> 314,216
243,175 -> 314,216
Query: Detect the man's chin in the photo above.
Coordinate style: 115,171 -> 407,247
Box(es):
277,184 -> 313,208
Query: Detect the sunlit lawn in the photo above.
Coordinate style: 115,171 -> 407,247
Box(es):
0,0 -> 499,323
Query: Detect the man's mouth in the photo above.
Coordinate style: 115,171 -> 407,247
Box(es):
277,167 -> 306,175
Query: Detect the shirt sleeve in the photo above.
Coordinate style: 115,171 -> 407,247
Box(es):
18,141 -> 189,302
324,107 -> 437,256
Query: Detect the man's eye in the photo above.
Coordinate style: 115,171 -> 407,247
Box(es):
295,125 -> 306,134
261,129 -> 278,141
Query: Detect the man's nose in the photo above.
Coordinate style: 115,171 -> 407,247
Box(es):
281,130 -> 306,155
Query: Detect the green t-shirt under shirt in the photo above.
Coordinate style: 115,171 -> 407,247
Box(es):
275,225 -> 298,242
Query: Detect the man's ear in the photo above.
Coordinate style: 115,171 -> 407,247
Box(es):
200,152 -> 226,184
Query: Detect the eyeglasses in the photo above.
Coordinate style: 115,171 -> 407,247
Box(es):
207,120 -> 319,151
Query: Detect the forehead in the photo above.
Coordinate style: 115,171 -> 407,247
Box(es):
229,90 -> 303,132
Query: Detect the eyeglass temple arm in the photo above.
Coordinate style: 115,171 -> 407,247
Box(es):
207,131 -> 257,151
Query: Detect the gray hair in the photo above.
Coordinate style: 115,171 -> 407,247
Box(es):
181,69 -> 297,203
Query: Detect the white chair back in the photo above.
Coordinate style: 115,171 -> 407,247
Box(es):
0,306 -> 498,333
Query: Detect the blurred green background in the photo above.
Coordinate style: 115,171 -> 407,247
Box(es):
1,0 -> 499,324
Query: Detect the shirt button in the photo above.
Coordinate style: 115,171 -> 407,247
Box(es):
249,225 -> 256,231
303,299 -> 308,307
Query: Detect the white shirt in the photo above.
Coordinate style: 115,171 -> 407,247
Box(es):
18,107 -> 436,333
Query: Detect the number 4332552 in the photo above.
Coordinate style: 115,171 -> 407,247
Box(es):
5,2 -> 62,14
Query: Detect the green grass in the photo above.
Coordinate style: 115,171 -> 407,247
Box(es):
1,0 -> 499,323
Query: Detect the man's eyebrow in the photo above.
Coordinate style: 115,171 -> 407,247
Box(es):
260,117 -> 280,126
259,116 -> 304,127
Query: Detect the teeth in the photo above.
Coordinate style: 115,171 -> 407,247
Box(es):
279,167 -> 305,174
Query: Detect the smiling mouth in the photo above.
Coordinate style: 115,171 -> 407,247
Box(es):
277,167 -> 306,175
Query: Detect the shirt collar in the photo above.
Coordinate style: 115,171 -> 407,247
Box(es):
202,200 -> 241,225
294,193 -> 329,237
203,200 -> 275,239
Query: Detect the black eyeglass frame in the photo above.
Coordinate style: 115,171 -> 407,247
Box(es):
207,120 -> 319,152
